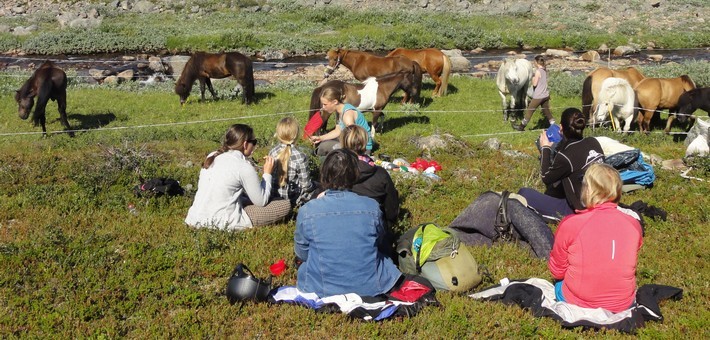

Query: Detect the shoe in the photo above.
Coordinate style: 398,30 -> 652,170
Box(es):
511,121 -> 525,131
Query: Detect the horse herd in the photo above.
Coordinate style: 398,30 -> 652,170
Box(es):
12,50 -> 710,138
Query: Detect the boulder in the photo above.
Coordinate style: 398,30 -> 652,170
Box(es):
581,50 -> 600,62
613,45 -> 638,56
103,75 -> 120,84
148,56 -> 165,72
648,54 -> 664,62
441,49 -> 471,73
117,69 -> 134,82
134,0 -> 154,13
545,49 -> 570,58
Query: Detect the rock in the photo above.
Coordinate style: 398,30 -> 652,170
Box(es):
88,8 -> 100,18
12,7 -> 26,14
260,50 -> 285,61
648,54 -> 664,62
581,50 -> 600,62
502,150 -> 530,158
89,68 -> 111,79
117,69 -> 134,82
441,49 -> 471,72
598,44 -> 609,53
273,63 -> 288,68
166,55 -> 191,78
134,0 -> 154,13
122,55 -> 137,61
507,3 -> 532,16
482,138 -> 501,150
613,45 -> 638,56
0,25 -> 9,33
12,27 -> 32,36
419,0 -> 429,8
470,47 -> 485,54
103,75 -> 120,84
646,153 -> 663,166
148,56 -> 165,72
57,12 -> 76,28
69,18 -> 102,29
545,49 -> 570,58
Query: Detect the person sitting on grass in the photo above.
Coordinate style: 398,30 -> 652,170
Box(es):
308,86 -> 373,157
549,163 -> 643,313
268,116 -> 317,208
294,149 -> 401,297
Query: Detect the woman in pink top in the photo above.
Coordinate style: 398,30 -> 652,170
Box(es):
548,163 -> 643,313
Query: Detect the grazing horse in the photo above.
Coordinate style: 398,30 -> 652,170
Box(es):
675,87 -> 710,126
495,58 -> 534,121
386,48 -> 451,97
634,75 -> 696,133
309,71 -> 419,137
15,61 -> 73,137
581,67 -> 645,120
174,52 -> 255,105
324,48 -> 423,103
593,78 -> 638,132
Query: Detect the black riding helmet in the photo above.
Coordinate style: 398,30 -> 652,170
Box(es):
225,263 -> 273,304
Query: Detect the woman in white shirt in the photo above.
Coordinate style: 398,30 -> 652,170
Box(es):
185,124 -> 290,230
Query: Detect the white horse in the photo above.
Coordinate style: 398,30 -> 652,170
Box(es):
496,58 -> 534,121
594,77 -> 637,132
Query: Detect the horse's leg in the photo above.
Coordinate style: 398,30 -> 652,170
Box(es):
371,110 -> 381,139
613,116 -> 622,132
198,78 -> 207,101
664,112 -> 676,134
498,90 -> 509,121
623,114 -> 633,132
431,73 -> 442,97
638,109 -> 654,134
205,78 -> 218,100
56,90 -> 74,137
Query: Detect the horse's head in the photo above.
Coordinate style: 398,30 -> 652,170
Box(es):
503,59 -> 521,85
325,48 -> 344,76
15,89 -> 35,120
174,81 -> 190,105
594,102 -> 611,125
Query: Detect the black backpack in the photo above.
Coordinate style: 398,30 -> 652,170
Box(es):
134,177 -> 185,197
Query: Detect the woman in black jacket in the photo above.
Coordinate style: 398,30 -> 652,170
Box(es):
340,125 -> 400,230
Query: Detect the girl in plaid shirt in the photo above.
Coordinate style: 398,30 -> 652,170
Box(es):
269,117 -> 316,207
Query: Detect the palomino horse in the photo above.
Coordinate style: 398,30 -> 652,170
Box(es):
324,48 -> 423,103
15,61 -> 73,136
581,67 -> 645,120
309,71 -> 419,137
634,75 -> 696,133
593,78 -> 638,132
496,58 -> 534,121
174,52 -> 255,105
675,87 -> 710,126
386,48 -> 451,97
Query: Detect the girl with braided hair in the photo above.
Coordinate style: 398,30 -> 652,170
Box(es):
185,124 -> 290,230
268,117 -> 316,207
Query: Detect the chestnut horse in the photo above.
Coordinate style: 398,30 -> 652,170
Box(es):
309,71 -> 419,137
581,67 -> 645,120
634,75 -> 696,133
15,61 -> 73,136
174,52 -> 254,105
386,48 -> 451,97
324,48 -> 423,103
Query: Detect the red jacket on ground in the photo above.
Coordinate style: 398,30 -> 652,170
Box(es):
548,202 -> 643,313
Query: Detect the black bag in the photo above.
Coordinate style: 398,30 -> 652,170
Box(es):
448,191 -> 554,259
134,177 -> 185,197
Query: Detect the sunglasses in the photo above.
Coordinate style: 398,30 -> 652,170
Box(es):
247,138 -> 258,146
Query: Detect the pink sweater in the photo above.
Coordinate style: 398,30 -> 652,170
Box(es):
548,202 -> 643,313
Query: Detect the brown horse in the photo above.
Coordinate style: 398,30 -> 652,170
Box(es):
581,67 -> 645,120
634,75 -> 696,133
174,52 -> 255,105
309,71 -> 419,136
324,48 -> 423,103
15,61 -> 73,137
386,48 -> 451,97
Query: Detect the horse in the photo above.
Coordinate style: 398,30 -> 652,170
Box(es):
634,75 -> 696,133
592,78 -> 638,132
15,61 -> 73,137
495,58 -> 534,121
308,71 -> 419,138
174,51 -> 255,105
675,87 -> 710,126
324,48 -> 423,103
581,67 -> 645,120
386,48 -> 451,97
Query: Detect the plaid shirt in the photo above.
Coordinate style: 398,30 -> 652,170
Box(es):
268,144 -> 313,205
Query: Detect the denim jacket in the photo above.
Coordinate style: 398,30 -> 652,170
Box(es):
294,190 -> 401,297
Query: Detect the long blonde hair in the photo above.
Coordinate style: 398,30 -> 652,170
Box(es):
339,125 -> 368,155
274,117 -> 299,187
581,163 -> 622,208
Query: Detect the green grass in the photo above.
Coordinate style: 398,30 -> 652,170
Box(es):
0,72 -> 708,338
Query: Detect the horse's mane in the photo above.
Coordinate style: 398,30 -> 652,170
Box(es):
180,53 -> 205,82
680,75 -> 696,88
601,77 -> 631,89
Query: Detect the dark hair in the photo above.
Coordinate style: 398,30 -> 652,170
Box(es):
203,124 -> 254,169
320,149 -> 359,190
534,55 -> 546,68
560,107 -> 586,141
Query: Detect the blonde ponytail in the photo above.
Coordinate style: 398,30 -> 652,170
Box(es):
273,117 -> 300,187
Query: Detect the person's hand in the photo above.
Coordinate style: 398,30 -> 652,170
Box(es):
539,130 -> 552,148
262,156 -> 275,175
309,135 -> 321,145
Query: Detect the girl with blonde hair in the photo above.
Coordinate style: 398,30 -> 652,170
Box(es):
309,86 -> 373,156
268,117 -> 315,207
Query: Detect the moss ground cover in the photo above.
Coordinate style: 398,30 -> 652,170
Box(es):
0,64 -> 708,337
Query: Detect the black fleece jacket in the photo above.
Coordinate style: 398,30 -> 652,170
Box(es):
352,161 -> 400,228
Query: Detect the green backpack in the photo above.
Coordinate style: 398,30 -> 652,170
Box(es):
397,223 -> 482,293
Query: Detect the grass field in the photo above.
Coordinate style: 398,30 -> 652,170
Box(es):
0,71 -> 708,338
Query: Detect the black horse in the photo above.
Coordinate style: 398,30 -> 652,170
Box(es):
174,52 -> 255,105
15,61 -> 73,136
676,87 -> 710,124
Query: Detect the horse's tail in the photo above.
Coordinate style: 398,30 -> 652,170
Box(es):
582,75 -> 594,120
411,62 -> 423,102
439,53 -> 451,96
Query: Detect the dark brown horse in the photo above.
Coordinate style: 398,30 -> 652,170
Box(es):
386,48 -> 451,97
675,87 -> 710,125
15,61 -> 73,136
634,75 -> 696,133
309,71 -> 419,136
324,48 -> 423,103
581,67 -> 645,120
174,52 -> 255,105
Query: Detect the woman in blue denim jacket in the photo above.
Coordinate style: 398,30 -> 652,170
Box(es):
294,149 -> 402,297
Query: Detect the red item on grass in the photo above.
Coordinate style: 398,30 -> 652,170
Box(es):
388,279 -> 433,302
269,259 -> 287,276
303,111 -> 323,139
